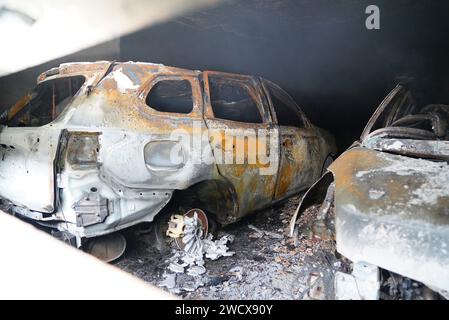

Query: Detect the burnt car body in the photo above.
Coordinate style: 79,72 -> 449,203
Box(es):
0,61 -> 335,246
290,84 -> 449,299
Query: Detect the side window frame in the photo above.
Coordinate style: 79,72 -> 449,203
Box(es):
139,74 -> 203,119
203,72 -> 272,125
262,79 -> 310,129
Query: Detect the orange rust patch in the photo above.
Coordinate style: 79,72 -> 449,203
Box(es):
8,93 -> 32,120
101,78 -> 119,91
277,164 -> 294,197
331,147 -> 388,202
232,165 -> 246,177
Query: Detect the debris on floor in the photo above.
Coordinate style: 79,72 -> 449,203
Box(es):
248,224 -> 284,239
158,212 -> 235,293
115,195 -> 348,299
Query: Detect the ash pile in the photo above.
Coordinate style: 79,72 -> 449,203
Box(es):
159,212 -> 235,293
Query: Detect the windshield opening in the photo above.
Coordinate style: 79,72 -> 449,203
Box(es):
369,90 -> 417,133
368,103 -> 449,141
365,85 -> 449,141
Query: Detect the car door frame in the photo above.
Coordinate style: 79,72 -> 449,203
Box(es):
202,71 -> 280,219
261,79 -> 321,201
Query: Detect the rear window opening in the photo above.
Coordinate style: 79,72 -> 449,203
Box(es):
265,80 -> 304,128
145,79 -> 194,114
3,76 -> 85,127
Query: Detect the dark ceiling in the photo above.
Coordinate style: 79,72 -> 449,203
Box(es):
2,0 -> 449,149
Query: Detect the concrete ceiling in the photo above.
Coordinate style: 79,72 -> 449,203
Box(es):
0,0 -> 220,76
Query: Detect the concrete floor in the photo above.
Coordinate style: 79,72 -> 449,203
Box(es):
114,195 -> 346,299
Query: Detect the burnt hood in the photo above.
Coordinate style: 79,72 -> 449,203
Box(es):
329,147 -> 449,293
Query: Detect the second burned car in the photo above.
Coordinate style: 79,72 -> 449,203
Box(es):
290,84 -> 449,299
0,61 -> 336,254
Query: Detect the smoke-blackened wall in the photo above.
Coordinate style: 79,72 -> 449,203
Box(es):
120,0 -> 449,149
1,0 -> 448,150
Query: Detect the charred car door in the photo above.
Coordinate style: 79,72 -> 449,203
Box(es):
263,80 -> 321,200
202,72 -> 279,220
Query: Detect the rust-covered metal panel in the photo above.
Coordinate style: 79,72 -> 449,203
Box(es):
202,71 -> 280,222
274,126 -> 322,199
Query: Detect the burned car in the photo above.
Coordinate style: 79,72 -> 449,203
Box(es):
0,61 -> 336,257
290,84 -> 449,299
